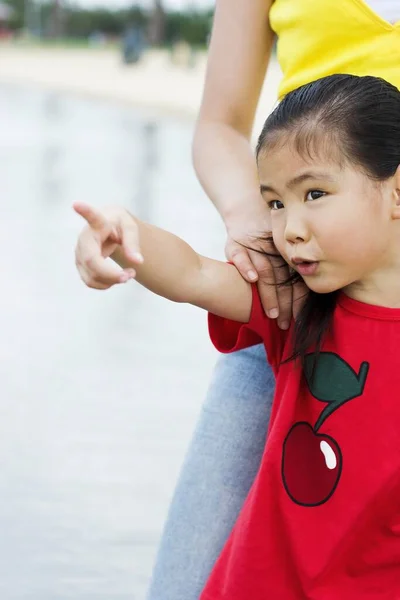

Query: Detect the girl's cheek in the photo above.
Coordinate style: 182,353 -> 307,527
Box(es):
316,215 -> 349,248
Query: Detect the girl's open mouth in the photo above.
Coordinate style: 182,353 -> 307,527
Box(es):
293,261 -> 319,276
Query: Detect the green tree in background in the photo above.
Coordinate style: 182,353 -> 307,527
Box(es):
4,0 -> 213,46
166,9 -> 212,47
5,0 -> 24,29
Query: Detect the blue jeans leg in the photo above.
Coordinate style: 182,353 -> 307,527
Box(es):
146,344 -> 275,600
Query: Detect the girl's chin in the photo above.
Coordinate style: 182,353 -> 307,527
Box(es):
302,276 -> 343,295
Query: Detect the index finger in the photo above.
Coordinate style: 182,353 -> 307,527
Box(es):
250,250 -> 292,329
268,254 -> 293,329
73,202 -> 109,231
248,249 -> 279,318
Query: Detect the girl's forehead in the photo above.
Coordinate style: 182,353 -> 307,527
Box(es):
258,143 -> 339,177
258,125 -> 346,174
257,143 -> 357,193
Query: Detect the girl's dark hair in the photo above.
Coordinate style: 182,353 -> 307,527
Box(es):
255,74 -> 400,366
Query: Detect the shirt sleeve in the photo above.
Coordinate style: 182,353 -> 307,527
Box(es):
208,283 -> 289,371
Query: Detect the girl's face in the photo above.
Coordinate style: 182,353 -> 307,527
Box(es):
258,142 -> 397,296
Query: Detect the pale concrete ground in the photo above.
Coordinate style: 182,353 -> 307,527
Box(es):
0,82 -> 222,600
0,45 -> 282,599
0,45 -> 282,129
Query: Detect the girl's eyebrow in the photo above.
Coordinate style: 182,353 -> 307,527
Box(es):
260,183 -> 278,194
287,171 -> 336,188
260,171 -> 336,194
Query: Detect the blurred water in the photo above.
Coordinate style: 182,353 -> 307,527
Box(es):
0,84 -> 226,599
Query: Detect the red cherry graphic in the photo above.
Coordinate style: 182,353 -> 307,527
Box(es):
282,422 -> 342,507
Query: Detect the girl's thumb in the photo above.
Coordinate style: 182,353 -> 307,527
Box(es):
122,232 -> 144,265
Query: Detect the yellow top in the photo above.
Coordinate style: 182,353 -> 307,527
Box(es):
269,0 -> 400,98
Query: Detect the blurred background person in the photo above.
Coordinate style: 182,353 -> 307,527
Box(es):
122,21 -> 146,65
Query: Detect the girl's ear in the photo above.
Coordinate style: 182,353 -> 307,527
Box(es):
390,164 -> 400,220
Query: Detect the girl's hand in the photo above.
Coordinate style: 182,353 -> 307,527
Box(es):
73,202 -> 143,289
225,206 -> 307,329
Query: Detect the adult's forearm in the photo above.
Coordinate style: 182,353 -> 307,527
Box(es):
192,121 -> 265,226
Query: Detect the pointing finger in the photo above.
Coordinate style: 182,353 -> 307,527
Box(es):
73,202 -> 110,231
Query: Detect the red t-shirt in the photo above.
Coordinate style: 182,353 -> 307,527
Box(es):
202,284 -> 400,600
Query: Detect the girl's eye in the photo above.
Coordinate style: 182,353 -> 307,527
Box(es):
306,189 -> 326,201
268,200 -> 284,211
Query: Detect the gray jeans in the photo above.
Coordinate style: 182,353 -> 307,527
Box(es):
146,344 -> 275,600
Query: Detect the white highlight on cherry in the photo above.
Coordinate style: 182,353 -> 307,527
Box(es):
320,441 -> 337,470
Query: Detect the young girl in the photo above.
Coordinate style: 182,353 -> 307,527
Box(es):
75,72 -> 400,597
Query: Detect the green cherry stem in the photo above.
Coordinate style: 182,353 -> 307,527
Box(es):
314,361 -> 369,432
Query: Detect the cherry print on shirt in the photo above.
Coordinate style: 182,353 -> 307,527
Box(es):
281,353 -> 370,507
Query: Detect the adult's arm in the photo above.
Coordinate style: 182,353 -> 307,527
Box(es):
192,0 -> 299,329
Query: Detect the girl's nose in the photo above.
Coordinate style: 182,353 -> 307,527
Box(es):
284,212 -> 309,245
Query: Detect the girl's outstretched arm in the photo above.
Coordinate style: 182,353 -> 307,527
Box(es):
74,202 -> 252,324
